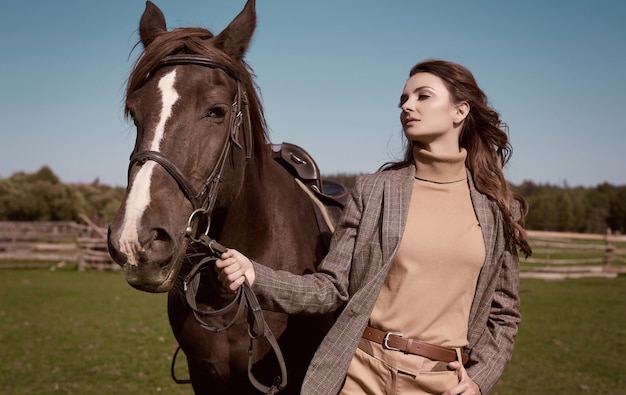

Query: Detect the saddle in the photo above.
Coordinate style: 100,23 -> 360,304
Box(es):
271,142 -> 350,241
271,142 -> 350,210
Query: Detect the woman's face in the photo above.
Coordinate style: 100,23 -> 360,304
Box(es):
399,72 -> 466,152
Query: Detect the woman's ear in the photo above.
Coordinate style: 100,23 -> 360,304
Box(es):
454,101 -> 470,124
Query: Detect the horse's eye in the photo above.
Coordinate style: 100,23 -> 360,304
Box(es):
206,105 -> 227,119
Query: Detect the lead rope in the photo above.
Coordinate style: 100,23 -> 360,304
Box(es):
171,237 -> 288,394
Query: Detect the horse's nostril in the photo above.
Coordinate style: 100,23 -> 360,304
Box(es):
107,226 -> 127,266
145,228 -> 174,266
153,228 -> 170,242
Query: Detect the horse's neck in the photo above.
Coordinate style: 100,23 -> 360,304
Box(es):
216,161 -> 316,255
236,161 -> 300,224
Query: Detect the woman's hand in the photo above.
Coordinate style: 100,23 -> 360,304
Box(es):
215,249 -> 256,291
442,361 -> 481,395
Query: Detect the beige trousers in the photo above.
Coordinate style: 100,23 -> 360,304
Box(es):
339,339 -> 460,395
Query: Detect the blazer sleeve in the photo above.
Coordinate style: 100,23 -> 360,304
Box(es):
467,244 -> 521,394
251,177 -> 365,315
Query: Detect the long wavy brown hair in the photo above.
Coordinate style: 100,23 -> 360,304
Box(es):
385,59 -> 532,256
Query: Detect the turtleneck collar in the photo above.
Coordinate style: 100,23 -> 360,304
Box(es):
413,145 -> 468,184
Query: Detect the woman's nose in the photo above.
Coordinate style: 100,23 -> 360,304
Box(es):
401,99 -> 414,113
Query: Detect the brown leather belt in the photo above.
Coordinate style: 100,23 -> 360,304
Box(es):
362,326 -> 469,365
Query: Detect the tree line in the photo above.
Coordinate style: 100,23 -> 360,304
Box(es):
1,167 -> 624,234
513,181 -> 626,234
0,167 -> 125,227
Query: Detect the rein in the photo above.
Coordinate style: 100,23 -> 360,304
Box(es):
179,237 -> 288,394
129,54 -> 287,394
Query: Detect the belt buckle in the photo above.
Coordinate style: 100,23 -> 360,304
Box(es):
383,331 -> 403,351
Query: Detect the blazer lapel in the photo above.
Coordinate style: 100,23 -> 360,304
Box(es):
381,166 -> 414,266
468,173 -> 497,272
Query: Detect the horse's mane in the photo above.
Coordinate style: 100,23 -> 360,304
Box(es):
125,27 -> 270,165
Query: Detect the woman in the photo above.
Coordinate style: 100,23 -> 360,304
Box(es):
217,59 -> 531,395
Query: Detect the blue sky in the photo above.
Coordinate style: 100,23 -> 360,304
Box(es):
1,0 -> 625,188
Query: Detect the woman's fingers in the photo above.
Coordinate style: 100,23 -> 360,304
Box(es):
216,258 -> 239,273
214,249 -> 256,288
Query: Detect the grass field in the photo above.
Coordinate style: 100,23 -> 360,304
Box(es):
494,276 -> 625,395
0,269 -> 189,395
1,269 -> 624,394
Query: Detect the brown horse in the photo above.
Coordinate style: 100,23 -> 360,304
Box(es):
107,1 -> 337,393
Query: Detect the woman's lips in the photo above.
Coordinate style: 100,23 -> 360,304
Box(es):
404,117 -> 419,126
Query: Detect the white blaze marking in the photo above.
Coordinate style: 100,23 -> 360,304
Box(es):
119,70 -> 179,266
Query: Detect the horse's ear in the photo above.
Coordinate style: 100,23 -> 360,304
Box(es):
213,0 -> 256,60
139,1 -> 167,48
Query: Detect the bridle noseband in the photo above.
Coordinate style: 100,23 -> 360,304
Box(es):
128,54 -> 287,394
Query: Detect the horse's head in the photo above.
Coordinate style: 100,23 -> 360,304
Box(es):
108,0 -> 267,293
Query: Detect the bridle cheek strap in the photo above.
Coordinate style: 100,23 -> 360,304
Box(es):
240,89 -> 253,160
230,81 -> 252,160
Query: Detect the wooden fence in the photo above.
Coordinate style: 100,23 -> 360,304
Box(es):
0,219 -> 117,271
2,221 -> 625,279
521,229 -> 626,280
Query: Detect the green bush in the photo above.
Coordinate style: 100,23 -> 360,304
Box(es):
0,167 -> 125,226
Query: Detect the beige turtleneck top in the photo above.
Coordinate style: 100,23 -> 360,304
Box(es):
369,147 -> 485,348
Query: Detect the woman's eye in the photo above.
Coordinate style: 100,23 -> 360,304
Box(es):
418,94 -> 430,100
205,106 -> 227,118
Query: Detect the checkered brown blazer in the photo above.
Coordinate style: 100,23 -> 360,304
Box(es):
253,164 -> 521,394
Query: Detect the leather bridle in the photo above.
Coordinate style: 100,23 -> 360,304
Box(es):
129,54 -> 253,236
127,54 -> 287,394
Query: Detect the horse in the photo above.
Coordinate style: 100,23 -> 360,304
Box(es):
107,1 -> 342,393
